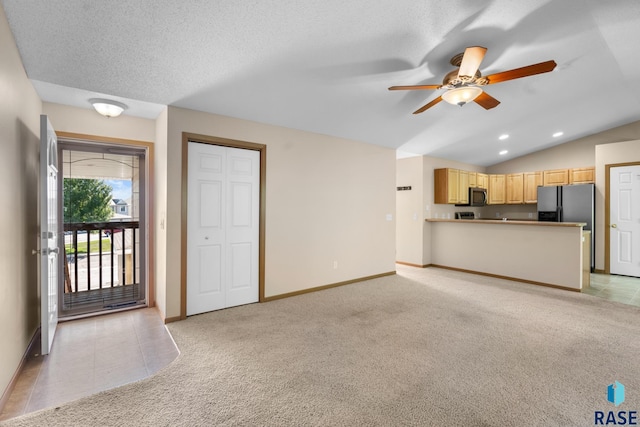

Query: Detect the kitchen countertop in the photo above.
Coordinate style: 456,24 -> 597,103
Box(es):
426,218 -> 586,227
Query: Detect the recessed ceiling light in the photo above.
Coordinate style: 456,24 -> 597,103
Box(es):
552,131 -> 564,138
499,150 -> 508,155
499,134 -> 509,140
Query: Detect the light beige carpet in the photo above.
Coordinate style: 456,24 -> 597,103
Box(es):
2,266 -> 640,426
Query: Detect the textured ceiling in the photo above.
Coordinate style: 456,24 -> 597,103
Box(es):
2,0 -> 640,166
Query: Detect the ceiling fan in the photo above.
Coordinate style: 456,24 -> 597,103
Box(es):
388,46 -> 557,114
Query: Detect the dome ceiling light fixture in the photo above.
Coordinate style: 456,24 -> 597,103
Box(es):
441,86 -> 483,106
89,98 -> 128,118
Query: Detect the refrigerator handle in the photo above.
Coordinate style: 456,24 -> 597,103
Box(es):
557,206 -> 563,222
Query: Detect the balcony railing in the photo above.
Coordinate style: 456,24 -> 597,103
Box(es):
63,221 -> 140,294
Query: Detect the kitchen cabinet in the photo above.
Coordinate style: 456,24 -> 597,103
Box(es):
543,169 -> 569,186
506,173 -> 524,204
434,168 -> 470,204
569,167 -> 595,184
476,173 -> 488,189
434,168 -> 459,204
488,174 -> 506,204
523,171 -> 543,204
434,166 -> 588,205
458,170 -> 469,204
468,172 -> 476,188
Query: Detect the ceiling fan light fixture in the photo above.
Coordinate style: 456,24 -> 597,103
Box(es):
441,86 -> 483,106
89,98 -> 127,118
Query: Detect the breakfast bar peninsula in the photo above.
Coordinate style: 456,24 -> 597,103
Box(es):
426,218 -> 590,291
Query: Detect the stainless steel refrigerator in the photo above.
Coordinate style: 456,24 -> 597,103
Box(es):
537,183 -> 595,270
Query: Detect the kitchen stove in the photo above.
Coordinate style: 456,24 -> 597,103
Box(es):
454,212 -> 475,220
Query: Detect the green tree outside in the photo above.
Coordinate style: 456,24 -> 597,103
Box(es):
63,179 -> 113,223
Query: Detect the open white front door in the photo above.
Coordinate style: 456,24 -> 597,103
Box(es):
40,115 -> 59,355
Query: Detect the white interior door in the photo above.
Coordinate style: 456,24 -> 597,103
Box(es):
40,115 -> 59,355
187,142 -> 259,315
610,165 -> 640,277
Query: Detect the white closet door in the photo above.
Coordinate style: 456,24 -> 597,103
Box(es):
187,142 -> 259,315
224,148 -> 260,307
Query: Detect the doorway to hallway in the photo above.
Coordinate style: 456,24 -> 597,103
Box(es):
606,163 -> 640,279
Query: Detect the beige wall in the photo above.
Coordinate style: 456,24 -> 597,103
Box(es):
396,156 -> 424,266
0,6 -> 42,402
481,204 -> 538,221
162,106 -> 396,319
42,103 -> 156,142
595,140 -> 640,271
395,155 -> 486,266
154,108 -> 169,318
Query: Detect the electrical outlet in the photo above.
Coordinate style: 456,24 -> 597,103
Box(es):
333,261 -> 338,269
495,212 -> 501,218
528,213 -> 533,219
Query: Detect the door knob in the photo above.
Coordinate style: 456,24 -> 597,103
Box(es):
611,224 -> 617,228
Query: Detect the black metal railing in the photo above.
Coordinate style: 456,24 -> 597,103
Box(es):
63,221 -> 139,293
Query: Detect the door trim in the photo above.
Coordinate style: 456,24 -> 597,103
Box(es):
604,161 -> 640,274
55,131 -> 156,308
181,132 -> 266,320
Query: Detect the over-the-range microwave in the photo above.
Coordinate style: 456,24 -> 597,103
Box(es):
456,187 -> 487,207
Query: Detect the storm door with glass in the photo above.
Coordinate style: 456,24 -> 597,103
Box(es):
59,142 -> 147,317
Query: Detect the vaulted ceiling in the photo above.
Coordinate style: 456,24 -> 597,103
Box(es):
2,0 -> 639,166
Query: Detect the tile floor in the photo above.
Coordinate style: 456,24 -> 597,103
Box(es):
0,307 -> 179,421
583,273 -> 640,307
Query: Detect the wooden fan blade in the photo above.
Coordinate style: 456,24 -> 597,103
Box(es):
458,46 -> 487,79
485,60 -> 557,84
413,96 -> 443,114
474,91 -> 500,110
389,84 -> 441,91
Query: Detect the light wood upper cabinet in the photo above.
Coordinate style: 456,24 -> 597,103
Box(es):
543,169 -> 569,186
434,168 -> 470,204
488,174 -> 506,205
569,167 -> 595,184
458,170 -> 469,204
506,173 -> 524,204
468,172 -> 477,188
523,171 -> 543,204
476,173 -> 488,189
434,168 -> 459,204
434,166 -> 591,205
